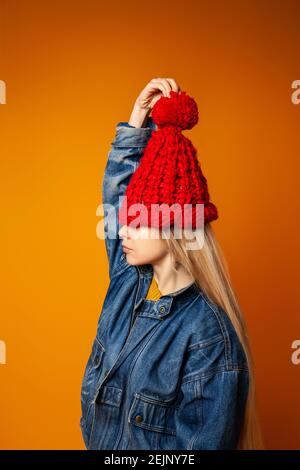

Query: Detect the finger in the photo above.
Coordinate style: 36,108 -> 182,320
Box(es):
148,81 -> 167,98
160,78 -> 173,97
165,78 -> 180,93
150,78 -> 169,97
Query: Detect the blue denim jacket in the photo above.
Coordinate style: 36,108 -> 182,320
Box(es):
80,116 -> 249,450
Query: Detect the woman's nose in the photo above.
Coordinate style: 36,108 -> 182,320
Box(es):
119,224 -> 128,239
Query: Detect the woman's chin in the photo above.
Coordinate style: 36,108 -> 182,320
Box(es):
124,252 -> 149,266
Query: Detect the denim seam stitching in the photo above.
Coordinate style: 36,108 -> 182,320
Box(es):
187,379 -> 203,450
134,392 -> 180,409
187,333 -> 224,351
199,293 -> 232,369
181,365 -> 249,384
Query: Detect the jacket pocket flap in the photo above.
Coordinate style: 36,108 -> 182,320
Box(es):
96,385 -> 123,407
128,393 -> 177,435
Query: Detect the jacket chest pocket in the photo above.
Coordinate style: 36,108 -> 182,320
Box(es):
128,393 -> 178,450
81,336 -> 105,423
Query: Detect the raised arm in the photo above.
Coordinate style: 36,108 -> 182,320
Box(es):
102,113 -> 156,278
101,78 -> 181,278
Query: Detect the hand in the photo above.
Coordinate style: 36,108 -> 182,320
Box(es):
135,77 -> 181,111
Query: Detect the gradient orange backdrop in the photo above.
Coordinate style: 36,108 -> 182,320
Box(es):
0,0 -> 299,450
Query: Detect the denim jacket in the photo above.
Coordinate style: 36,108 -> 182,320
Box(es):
80,116 -> 249,450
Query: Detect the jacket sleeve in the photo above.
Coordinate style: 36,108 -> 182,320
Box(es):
175,368 -> 249,450
102,116 -> 156,278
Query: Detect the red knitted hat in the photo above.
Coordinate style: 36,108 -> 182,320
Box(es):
118,90 -> 218,230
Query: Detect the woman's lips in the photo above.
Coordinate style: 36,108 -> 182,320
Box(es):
122,245 -> 133,253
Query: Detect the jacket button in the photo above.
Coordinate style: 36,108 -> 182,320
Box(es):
159,306 -> 166,313
135,414 -> 143,423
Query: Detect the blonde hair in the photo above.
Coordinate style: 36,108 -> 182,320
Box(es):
163,222 -> 264,450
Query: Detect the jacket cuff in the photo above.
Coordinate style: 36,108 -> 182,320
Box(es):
112,116 -> 156,147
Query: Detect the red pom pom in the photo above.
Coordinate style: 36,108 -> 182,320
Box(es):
151,90 -> 199,131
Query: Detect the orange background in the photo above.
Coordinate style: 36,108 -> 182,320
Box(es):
0,0 -> 299,450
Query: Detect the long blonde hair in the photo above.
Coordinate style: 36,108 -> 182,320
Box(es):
163,222 -> 264,449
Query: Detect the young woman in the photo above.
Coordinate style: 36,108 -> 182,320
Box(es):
80,78 -> 263,450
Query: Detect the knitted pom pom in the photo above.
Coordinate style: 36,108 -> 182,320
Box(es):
151,90 -> 199,131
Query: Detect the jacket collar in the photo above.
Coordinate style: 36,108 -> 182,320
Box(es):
135,264 -> 201,318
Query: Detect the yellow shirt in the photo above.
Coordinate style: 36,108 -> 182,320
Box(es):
145,275 -> 162,301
